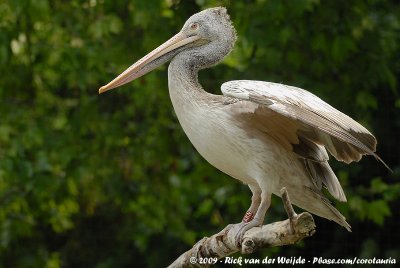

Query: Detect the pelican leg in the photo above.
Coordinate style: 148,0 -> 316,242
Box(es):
242,185 -> 261,223
235,191 -> 271,246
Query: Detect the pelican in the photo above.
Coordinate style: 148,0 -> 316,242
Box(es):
99,7 -> 388,244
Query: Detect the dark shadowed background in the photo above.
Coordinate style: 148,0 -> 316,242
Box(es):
0,0 -> 399,267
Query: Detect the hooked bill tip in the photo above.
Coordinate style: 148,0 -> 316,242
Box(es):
98,86 -> 108,94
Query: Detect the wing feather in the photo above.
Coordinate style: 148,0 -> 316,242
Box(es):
222,80 -> 389,170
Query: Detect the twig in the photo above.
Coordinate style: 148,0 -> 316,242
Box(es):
281,187 -> 297,233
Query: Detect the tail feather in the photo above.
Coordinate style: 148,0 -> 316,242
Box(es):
281,186 -> 351,232
305,160 -> 347,202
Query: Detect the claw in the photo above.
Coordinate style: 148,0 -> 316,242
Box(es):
234,217 -> 263,247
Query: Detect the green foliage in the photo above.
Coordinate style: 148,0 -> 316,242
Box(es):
349,177 -> 399,225
1,0 -> 399,267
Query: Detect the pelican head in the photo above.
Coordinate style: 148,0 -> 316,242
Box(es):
99,7 -> 236,93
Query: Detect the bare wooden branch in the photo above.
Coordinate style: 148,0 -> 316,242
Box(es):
281,187 -> 297,234
168,188 -> 316,268
281,187 -> 297,219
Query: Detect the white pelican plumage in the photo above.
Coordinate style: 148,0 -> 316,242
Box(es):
99,7 -> 388,244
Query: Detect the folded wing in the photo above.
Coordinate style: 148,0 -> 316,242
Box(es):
221,80 -> 389,201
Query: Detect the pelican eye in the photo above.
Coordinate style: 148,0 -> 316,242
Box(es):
189,23 -> 199,30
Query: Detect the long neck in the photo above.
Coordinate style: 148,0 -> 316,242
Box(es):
167,52 -> 207,108
167,36 -> 236,112
168,40 -> 229,99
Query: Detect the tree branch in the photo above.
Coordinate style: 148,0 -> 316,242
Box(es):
168,188 -> 316,268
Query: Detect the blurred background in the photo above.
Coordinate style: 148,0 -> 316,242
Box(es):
0,0 -> 399,267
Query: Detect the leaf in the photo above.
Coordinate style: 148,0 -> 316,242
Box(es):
367,200 -> 391,226
370,178 -> 388,194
